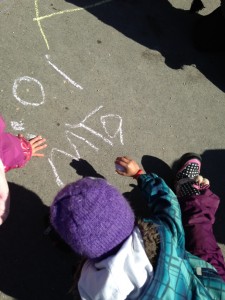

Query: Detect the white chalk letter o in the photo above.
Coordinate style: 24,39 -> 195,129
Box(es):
13,76 -> 45,106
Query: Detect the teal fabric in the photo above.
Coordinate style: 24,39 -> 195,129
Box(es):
137,173 -> 225,300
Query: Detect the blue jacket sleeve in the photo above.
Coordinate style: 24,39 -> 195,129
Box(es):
137,173 -> 185,248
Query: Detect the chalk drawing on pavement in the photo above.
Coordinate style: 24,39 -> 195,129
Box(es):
48,148 -> 79,187
65,106 -> 113,146
67,131 -> 99,151
101,114 -> 124,144
46,55 -> 83,90
49,106 -> 124,187
10,121 -> 37,140
33,0 -> 112,50
13,76 -> 45,106
11,120 -> 25,131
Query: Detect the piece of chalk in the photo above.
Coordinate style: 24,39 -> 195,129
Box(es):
115,163 -> 126,172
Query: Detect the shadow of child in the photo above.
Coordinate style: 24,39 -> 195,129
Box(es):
0,182 -> 77,300
70,159 -> 105,179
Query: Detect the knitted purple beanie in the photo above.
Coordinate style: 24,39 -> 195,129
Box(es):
50,177 -> 135,259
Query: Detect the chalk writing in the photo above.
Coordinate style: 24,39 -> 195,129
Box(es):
101,114 -> 124,144
13,76 -> 45,106
33,0 -> 112,50
49,106 -> 124,186
67,131 -> 99,151
10,121 -> 40,141
11,120 -> 24,131
48,148 -> 79,187
46,55 -> 83,90
34,0 -> 50,49
65,106 -> 113,146
10,44 -> 124,187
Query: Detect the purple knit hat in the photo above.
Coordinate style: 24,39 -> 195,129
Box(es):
50,177 -> 135,259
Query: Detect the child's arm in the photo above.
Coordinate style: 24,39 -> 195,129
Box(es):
0,159 -> 10,224
2,134 -> 47,172
0,115 -> 47,172
18,134 -> 47,158
115,156 -> 184,247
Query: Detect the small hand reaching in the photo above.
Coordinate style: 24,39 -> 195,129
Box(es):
115,156 -> 143,177
18,134 -> 47,157
30,135 -> 47,157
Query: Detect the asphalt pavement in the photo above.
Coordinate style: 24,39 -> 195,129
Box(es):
0,0 -> 225,299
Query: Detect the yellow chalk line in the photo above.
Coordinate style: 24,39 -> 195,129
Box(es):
33,0 -> 112,22
34,0 -> 50,50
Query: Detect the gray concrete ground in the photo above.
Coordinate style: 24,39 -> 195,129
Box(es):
0,0 -> 225,299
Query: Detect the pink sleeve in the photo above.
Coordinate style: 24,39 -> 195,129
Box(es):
0,116 -> 6,133
18,135 -> 32,162
0,116 -> 32,172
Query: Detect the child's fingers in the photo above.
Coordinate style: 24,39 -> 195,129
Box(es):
35,139 -> 47,146
30,135 -> 46,144
115,157 -> 125,164
202,178 -> 210,186
115,156 -> 131,163
32,153 -> 45,157
120,156 -> 132,163
33,144 -> 47,151
115,169 -> 126,176
194,175 -> 203,184
31,138 -> 47,147
32,144 -> 47,157
201,178 -> 210,188
30,135 -> 42,142
194,175 -> 210,189
115,156 -> 133,166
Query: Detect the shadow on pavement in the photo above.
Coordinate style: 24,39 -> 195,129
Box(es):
70,159 -> 105,179
65,0 -> 225,92
201,149 -> 225,244
0,183 -> 76,300
141,155 -> 174,189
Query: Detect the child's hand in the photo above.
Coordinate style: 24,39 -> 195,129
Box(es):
29,135 -> 47,157
115,156 -> 143,177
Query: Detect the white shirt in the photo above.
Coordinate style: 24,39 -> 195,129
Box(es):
78,226 -> 153,300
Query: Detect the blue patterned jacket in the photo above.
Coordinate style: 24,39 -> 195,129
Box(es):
137,173 -> 225,299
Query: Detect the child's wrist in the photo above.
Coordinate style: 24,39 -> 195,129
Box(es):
132,169 -> 143,179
